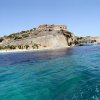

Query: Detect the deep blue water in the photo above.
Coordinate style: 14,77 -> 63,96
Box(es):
0,46 -> 100,100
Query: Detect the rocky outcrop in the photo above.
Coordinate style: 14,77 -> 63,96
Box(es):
91,37 -> 100,44
74,36 -> 100,46
5,31 -> 75,49
0,24 -> 76,50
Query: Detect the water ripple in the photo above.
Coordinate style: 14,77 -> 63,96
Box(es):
0,45 -> 100,100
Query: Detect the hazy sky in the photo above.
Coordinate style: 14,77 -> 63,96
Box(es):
0,0 -> 100,37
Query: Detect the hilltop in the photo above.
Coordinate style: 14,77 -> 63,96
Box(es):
0,24 -> 100,52
0,24 -> 76,51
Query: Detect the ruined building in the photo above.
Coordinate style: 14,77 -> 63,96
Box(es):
37,24 -> 67,31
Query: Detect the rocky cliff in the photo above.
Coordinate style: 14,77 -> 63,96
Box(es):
0,24 -> 76,50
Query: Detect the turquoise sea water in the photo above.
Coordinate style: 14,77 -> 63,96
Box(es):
0,46 -> 100,100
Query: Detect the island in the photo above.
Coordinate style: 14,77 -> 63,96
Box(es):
0,24 -> 100,52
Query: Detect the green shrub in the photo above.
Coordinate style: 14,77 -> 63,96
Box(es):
33,28 -> 36,30
25,45 -> 29,49
0,46 -> 4,50
14,36 -> 22,40
3,45 -> 10,49
0,38 -> 4,42
7,34 -> 16,38
0,45 -> 16,50
30,29 -> 33,32
18,45 -> 23,49
48,29 -> 52,31
32,43 -> 38,49
22,34 -> 29,38
20,31 -> 26,34
4,45 -> 16,49
9,45 -> 16,49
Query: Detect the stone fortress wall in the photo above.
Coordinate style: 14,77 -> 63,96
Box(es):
37,24 -> 67,31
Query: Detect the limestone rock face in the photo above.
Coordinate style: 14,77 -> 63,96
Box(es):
9,31 -> 75,49
32,34 -> 68,48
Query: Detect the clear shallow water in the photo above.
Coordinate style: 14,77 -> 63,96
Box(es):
0,46 -> 100,100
